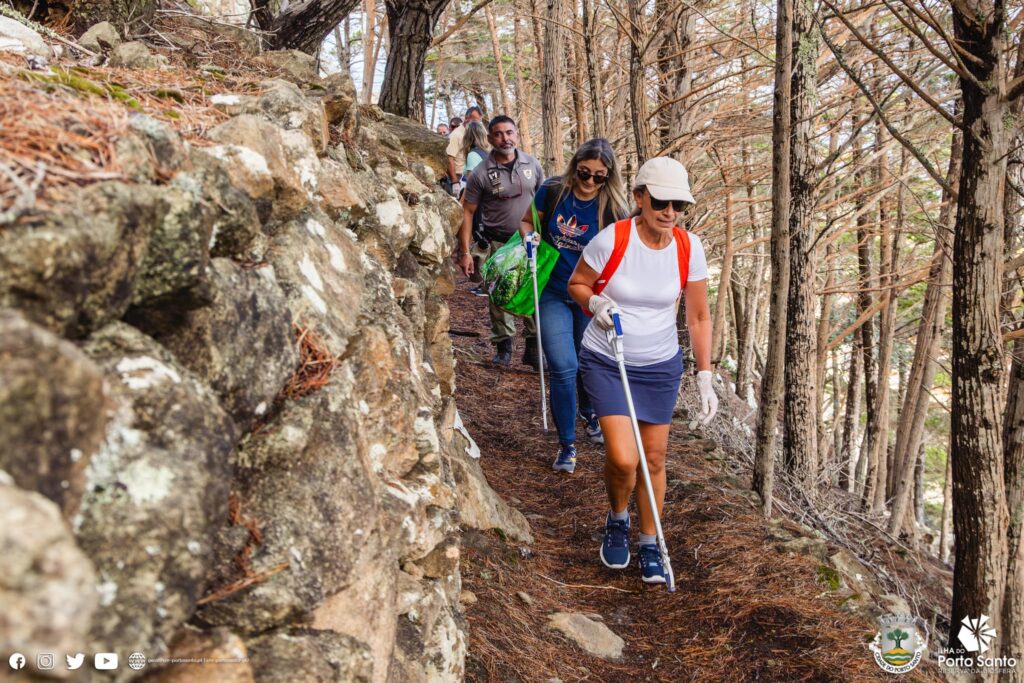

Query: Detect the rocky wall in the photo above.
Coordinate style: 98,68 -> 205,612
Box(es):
0,49 -> 530,683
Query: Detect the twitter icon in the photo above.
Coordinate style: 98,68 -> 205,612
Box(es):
66,653 -> 84,670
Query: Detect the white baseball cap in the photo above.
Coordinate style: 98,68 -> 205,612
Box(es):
634,157 -> 695,204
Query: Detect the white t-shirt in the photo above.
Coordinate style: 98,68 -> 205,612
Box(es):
446,125 -> 467,175
580,218 -> 708,365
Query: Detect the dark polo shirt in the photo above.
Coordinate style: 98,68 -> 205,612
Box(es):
464,149 -> 544,241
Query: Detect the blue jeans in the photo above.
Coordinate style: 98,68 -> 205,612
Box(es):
538,286 -> 595,445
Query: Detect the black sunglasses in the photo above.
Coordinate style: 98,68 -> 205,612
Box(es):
576,168 -> 609,184
648,195 -> 688,212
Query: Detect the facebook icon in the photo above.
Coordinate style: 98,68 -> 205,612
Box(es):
8,653 -> 26,670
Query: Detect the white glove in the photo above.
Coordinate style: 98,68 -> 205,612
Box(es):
696,370 -> 718,425
588,294 -> 618,331
526,231 -> 541,247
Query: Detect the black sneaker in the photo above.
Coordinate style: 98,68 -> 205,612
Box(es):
469,285 -> 488,297
492,339 -> 512,367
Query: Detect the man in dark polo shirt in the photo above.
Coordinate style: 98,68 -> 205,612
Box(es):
457,115 -> 545,368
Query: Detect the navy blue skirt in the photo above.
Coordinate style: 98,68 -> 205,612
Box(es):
579,347 -> 684,425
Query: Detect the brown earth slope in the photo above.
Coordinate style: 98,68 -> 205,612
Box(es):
448,280 -> 944,683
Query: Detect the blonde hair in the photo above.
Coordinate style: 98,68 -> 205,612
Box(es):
461,120 -> 490,160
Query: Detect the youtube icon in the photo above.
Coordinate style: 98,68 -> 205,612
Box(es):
94,653 -> 118,670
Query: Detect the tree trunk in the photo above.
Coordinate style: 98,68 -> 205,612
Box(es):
736,140 -> 763,402
781,0 -> 819,494
580,0 -> 604,138
569,25 -> 589,145
541,0 -> 566,173
948,0 -> 1011,659
752,0 -> 792,516
484,5 -> 512,116
839,337 -> 863,492
1002,39 -> 1024,671
361,0 -> 378,104
627,0 -> 652,164
940,451 -> 953,563
656,0 -> 695,149
271,0 -> 362,54
712,180 -> 735,363
913,443 -> 925,526
378,0 -> 451,121
1003,347 -> 1024,671
887,124 -> 962,535
512,14 -> 533,153
853,121 -> 879,505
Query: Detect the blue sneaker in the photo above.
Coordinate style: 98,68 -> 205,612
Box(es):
552,444 -> 577,473
638,543 -> 667,584
581,412 -> 604,445
599,514 -> 631,569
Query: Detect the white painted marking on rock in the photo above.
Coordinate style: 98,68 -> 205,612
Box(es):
325,242 -> 346,272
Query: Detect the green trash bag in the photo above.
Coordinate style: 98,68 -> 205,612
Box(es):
481,203 -> 559,317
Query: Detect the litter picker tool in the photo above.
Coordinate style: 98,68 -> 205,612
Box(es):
525,236 -> 549,432
606,311 -> 676,592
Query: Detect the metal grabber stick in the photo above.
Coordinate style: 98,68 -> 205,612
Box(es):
606,311 -> 676,592
525,237 -> 549,432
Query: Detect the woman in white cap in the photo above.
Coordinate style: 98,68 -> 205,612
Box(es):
568,156 -> 718,584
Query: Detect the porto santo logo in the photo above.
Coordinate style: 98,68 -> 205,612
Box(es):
938,614 -> 1017,674
959,614 -> 997,653
870,614 -> 928,674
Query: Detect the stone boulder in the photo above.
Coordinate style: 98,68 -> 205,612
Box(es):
440,401 -> 533,544
130,184 -> 212,308
256,49 -> 320,84
390,571 -> 466,681
546,613 -> 624,660
137,258 -> 298,431
380,113 -> 447,180
109,41 -> 168,69
319,71 -> 360,141
0,182 -> 166,338
262,213 -> 365,353
79,21 -> 121,53
208,115 -> 310,222
0,310 -> 110,518
0,475 -> 98,674
76,323 -> 236,665
196,370 -> 379,634
128,113 -> 189,176
257,78 -> 329,153
246,629 -> 373,683
180,149 -> 266,260
0,15 -> 50,58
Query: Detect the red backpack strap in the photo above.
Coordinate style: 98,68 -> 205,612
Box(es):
673,227 -> 691,291
593,218 -> 632,296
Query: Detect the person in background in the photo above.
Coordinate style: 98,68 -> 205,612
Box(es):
449,116 -> 462,132
568,156 -> 718,585
518,138 -> 629,473
460,121 -> 492,294
458,115 -> 545,368
437,123 -> 450,137
446,106 -> 482,194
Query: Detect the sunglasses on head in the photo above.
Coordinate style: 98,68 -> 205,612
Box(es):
648,195 -> 688,212
575,167 -> 608,184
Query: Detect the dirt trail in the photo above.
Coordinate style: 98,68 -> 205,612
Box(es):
448,281 -> 943,683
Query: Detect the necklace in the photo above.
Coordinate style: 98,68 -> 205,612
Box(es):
570,191 -> 598,212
